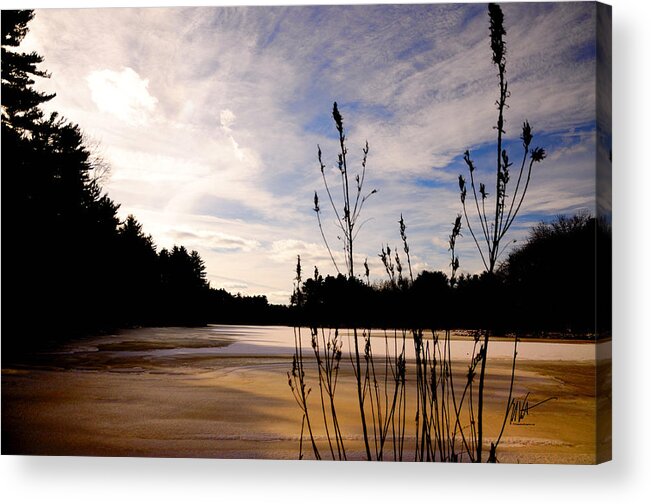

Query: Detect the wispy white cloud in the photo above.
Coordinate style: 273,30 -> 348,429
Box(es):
222,281 -> 249,291
220,108 -> 236,132
86,67 -> 158,125
169,229 -> 260,253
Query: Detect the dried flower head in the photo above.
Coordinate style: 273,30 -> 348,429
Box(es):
521,121 -> 533,148
453,214 -> 462,235
479,182 -> 488,200
502,149 -> 512,169
459,175 -> 467,203
463,150 -> 475,173
295,255 -> 302,282
489,3 -> 506,67
531,147 -> 546,162
332,101 -> 343,134
399,214 -> 410,255
317,144 -> 325,173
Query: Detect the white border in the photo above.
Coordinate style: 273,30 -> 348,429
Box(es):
2,1 -> 649,502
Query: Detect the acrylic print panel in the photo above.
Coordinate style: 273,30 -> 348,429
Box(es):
1,2 -> 611,464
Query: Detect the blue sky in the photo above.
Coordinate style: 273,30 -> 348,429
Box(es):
21,2 -> 609,304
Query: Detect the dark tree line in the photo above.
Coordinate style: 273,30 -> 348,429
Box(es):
292,214 -> 610,337
3,10 -> 125,347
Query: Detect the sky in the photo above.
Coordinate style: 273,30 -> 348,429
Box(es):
20,2 -> 609,305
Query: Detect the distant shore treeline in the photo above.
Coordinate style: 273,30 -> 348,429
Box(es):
289,213 -> 610,337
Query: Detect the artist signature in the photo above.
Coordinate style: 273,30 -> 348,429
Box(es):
509,392 -> 557,425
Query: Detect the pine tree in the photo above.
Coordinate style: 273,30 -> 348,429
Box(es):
1,10 -> 55,134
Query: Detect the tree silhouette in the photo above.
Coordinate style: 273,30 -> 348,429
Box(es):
1,10 -> 54,133
114,215 -> 159,325
158,246 -> 210,325
2,10 -> 119,343
499,213 -> 611,335
2,11 -> 226,354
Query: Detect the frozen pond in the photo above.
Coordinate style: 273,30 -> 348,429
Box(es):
53,325 -> 609,367
4,324 -> 609,462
